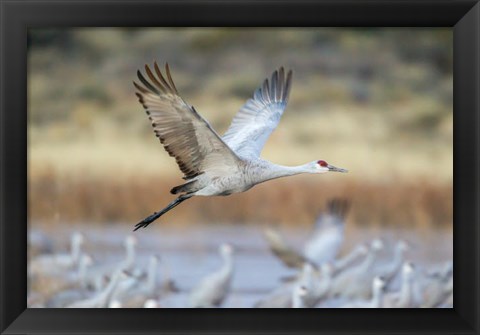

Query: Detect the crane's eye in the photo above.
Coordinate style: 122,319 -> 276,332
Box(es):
317,160 -> 328,167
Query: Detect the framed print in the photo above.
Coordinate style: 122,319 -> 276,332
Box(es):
1,0 -> 479,334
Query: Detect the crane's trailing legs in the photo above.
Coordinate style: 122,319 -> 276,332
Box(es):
134,194 -> 193,231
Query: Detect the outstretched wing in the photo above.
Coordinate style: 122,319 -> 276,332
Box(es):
222,67 -> 293,159
134,62 -> 242,180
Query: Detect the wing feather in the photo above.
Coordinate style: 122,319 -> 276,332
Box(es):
222,67 -> 293,159
134,62 -> 242,180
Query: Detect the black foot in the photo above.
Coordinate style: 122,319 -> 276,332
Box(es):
133,196 -> 191,231
133,212 -> 158,231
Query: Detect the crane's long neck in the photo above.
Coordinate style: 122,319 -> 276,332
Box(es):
98,271 -> 122,307
223,255 -> 233,274
360,249 -> 378,272
220,253 -> 234,283
71,238 -> 82,263
398,271 -> 414,307
299,265 -> 314,291
146,258 -> 158,293
371,283 -> 384,308
123,242 -> 135,271
77,257 -> 90,289
252,162 -> 312,185
317,267 -> 333,297
384,245 -> 405,279
292,287 -> 306,308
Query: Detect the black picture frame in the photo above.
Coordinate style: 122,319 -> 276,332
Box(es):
1,0 -> 479,334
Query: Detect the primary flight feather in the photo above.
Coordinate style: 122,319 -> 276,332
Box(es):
133,62 -> 347,231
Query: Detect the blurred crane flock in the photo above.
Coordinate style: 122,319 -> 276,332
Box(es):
28,200 -> 452,308
28,28 -> 452,308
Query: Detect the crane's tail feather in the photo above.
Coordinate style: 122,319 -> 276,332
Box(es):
133,194 -> 193,231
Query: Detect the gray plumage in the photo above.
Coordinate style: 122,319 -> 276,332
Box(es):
254,262 -> 332,308
303,199 -> 349,266
329,239 -> 384,299
45,254 -> 94,307
331,244 -> 369,275
297,263 -> 333,308
373,240 -> 410,287
188,244 -> 234,308
86,235 -> 138,290
263,227 -> 314,269
383,262 -> 418,308
339,276 -> 385,308
419,266 -> 453,308
113,255 -> 160,307
254,282 -> 295,308
133,63 -> 348,230
66,270 -> 127,308
29,232 -> 84,277
292,285 -> 309,308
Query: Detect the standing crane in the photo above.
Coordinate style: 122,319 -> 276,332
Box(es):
133,62 -> 348,230
188,243 -> 234,308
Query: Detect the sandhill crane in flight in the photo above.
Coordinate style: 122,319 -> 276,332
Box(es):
133,62 -> 348,230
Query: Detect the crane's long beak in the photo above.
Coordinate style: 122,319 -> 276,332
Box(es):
328,164 -> 348,173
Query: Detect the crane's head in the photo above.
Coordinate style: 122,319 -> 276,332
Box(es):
371,238 -> 384,252
144,299 -> 159,308
356,244 -> 369,257
295,285 -> 309,298
124,235 -> 138,248
402,261 -> 415,277
397,239 -> 411,253
301,263 -> 314,278
72,232 -> 84,246
314,160 -> 348,174
373,276 -> 385,291
219,243 -> 234,257
81,254 -> 93,267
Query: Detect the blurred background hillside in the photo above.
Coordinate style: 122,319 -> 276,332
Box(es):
28,28 -> 452,230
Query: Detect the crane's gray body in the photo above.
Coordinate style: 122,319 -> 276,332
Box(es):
193,159 -> 312,196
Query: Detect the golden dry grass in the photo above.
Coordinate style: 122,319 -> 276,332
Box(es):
29,167 -> 451,229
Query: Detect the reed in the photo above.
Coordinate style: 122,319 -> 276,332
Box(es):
29,168 -> 452,228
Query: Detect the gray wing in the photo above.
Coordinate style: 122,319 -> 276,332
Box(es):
222,67 -> 293,159
134,62 -> 242,180
263,228 -> 312,269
